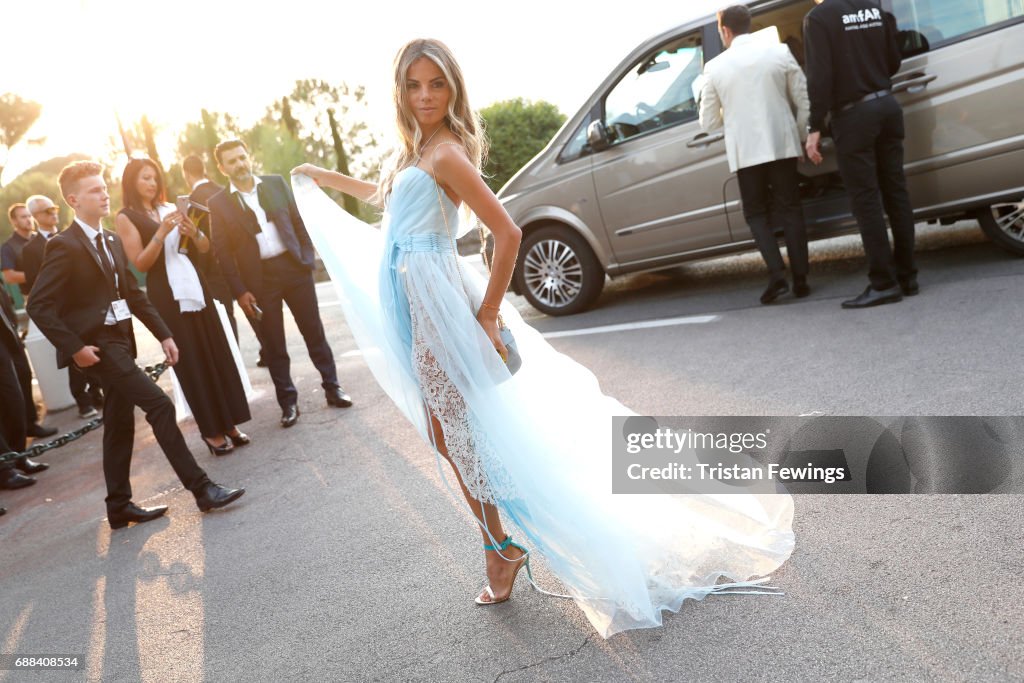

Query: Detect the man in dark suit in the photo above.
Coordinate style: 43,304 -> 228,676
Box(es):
27,161 -> 245,529
3,203 -> 59,439
209,139 -> 352,428
21,194 -> 103,419
0,286 -> 45,490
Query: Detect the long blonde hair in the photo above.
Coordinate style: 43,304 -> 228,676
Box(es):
374,38 -> 488,205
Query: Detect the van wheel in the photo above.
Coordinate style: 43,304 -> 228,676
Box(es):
515,226 -> 605,316
976,203 -> 1024,255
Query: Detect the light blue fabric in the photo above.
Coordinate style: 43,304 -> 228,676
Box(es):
292,169 -> 796,638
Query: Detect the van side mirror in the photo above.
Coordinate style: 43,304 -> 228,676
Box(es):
587,120 -> 610,152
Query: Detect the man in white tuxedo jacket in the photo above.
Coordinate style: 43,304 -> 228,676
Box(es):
700,5 -> 811,304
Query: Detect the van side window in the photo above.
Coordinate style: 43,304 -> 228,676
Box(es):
602,33 -> 703,146
888,0 -> 1024,55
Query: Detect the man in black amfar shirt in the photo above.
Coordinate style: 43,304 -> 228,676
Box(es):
804,0 -> 918,309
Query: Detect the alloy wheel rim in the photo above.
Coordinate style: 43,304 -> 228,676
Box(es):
523,239 -> 584,308
993,202 -> 1024,243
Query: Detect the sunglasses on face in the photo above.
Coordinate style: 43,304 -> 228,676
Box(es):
33,207 -> 59,216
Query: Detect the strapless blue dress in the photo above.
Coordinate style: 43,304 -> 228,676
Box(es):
292,170 -> 795,638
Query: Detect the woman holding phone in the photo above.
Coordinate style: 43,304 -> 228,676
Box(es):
116,157 -> 251,455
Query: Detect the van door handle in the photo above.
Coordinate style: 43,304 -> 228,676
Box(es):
893,73 -> 937,94
687,132 -> 725,148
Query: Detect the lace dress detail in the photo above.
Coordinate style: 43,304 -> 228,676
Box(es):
406,277 -> 518,504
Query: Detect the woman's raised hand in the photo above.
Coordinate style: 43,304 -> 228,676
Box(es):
158,210 -> 185,238
291,163 -> 325,184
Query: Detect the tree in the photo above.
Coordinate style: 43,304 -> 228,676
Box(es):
0,154 -> 91,242
0,94 -> 43,186
140,116 -> 161,167
479,99 -> 566,193
171,81 -> 381,221
266,79 -> 380,220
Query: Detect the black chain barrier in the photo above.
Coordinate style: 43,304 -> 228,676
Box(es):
0,361 -> 169,465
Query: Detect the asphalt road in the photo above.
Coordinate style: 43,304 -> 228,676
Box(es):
1,220 -> 1022,682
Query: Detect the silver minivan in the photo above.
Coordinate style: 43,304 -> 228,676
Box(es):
498,0 -> 1024,315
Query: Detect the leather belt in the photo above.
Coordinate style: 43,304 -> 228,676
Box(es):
837,89 -> 892,113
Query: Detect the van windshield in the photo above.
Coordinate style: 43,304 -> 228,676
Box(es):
604,34 -> 704,143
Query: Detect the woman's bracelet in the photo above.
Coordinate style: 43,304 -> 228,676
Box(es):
480,301 -> 501,312
152,234 -> 164,244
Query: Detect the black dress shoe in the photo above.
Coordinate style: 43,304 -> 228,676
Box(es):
281,405 -> 300,428
0,506 -> 6,516
899,277 -> 920,296
15,457 -> 49,474
841,285 -> 903,309
0,469 -> 36,490
760,279 -> 789,305
195,482 -> 245,512
108,502 -> 168,529
793,279 -> 811,298
325,387 -> 353,408
27,424 -> 58,438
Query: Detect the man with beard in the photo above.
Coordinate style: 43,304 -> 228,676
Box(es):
209,140 -> 352,428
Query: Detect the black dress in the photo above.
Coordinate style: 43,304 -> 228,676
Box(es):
119,207 -> 250,438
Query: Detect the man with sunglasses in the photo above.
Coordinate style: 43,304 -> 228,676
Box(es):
21,194 -> 103,419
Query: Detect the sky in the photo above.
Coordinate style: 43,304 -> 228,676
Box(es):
0,0 -> 723,183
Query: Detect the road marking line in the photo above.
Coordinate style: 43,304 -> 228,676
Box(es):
541,314 -> 719,339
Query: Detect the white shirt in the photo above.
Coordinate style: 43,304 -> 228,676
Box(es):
37,228 -> 56,241
75,217 -> 120,325
230,176 -> 288,260
191,178 -> 210,191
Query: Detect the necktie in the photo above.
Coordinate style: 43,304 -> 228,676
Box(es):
94,233 -> 116,293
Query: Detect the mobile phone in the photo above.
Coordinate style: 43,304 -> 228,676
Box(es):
175,195 -> 191,216
250,303 -> 263,322
175,195 -> 192,254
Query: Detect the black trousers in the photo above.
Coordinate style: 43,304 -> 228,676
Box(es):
737,157 -> 809,282
258,254 -> 339,408
0,341 -> 27,455
84,323 -> 209,513
831,95 -> 918,290
7,340 -> 39,427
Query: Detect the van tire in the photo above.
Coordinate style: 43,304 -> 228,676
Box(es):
976,203 -> 1024,256
514,225 -> 605,316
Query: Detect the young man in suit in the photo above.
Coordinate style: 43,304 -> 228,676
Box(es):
209,140 -> 352,428
700,5 -> 811,305
27,161 -> 245,528
21,194 -> 103,419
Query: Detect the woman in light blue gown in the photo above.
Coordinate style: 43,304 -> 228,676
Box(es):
291,38 -> 795,638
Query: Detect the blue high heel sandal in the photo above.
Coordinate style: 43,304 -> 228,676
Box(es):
475,536 -> 532,606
